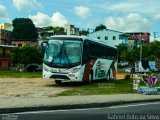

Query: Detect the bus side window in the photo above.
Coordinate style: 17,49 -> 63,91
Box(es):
83,41 -> 89,64
89,42 -> 95,58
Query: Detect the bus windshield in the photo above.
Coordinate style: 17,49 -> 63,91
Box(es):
44,39 -> 82,67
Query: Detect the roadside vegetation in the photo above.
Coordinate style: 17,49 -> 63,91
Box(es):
55,79 -> 132,96
0,71 -> 42,78
55,72 -> 160,97
117,41 -> 160,64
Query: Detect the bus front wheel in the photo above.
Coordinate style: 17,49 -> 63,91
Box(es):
55,80 -> 62,85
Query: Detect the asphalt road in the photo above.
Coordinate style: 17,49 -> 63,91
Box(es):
1,102 -> 160,120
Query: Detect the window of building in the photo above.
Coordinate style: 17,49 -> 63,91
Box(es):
105,36 -> 108,40
18,44 -> 22,47
113,36 -> 116,40
70,30 -> 73,35
97,37 -> 100,39
8,62 -> 11,67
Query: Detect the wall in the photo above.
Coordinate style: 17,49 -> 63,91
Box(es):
0,46 -> 12,70
0,29 -> 12,45
12,41 -> 38,47
0,23 -> 12,29
88,29 -> 126,46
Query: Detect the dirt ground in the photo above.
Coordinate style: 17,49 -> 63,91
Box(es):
116,73 -> 128,80
0,73 -> 127,97
0,78 -> 71,98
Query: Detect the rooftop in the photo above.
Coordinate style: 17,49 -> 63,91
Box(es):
4,26 -> 13,32
89,29 -> 124,34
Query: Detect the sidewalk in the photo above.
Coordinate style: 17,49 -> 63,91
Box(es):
0,94 -> 160,114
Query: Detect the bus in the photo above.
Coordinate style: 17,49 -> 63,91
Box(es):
42,35 -> 118,84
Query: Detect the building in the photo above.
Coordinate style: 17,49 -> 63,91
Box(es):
0,29 -> 12,45
64,24 -> 79,35
11,26 -> 37,47
88,29 -> 128,46
37,25 -> 80,45
37,27 -> 55,39
127,32 -> 150,46
0,45 -> 15,70
0,23 -> 13,45
0,23 -> 12,29
12,40 -> 38,47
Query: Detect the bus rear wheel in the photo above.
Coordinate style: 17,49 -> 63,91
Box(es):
106,69 -> 111,81
55,80 -> 62,85
87,72 -> 93,84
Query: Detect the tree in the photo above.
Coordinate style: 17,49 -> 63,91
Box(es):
44,26 -> 54,31
44,26 -> 65,34
44,26 -> 64,32
11,46 -> 43,65
95,24 -> 106,31
53,26 -> 64,33
117,41 -> 160,64
79,30 -> 89,36
12,18 -> 37,41
117,44 -> 128,62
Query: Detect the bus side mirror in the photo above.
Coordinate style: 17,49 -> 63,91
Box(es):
41,41 -> 48,52
41,41 -> 48,54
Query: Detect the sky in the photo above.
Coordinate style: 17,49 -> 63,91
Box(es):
0,0 -> 160,39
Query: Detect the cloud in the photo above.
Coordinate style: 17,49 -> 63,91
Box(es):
74,6 -> 91,18
107,3 -> 139,11
13,0 -> 42,11
29,12 -> 68,27
0,4 -> 7,18
153,13 -> 160,20
102,0 -> 160,18
51,12 -> 68,27
105,13 -> 152,32
29,12 -> 52,27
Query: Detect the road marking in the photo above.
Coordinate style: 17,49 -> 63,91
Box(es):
15,107 -> 104,115
109,102 -> 160,109
12,102 -> 160,115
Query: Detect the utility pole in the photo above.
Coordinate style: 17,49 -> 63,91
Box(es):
140,33 -> 142,62
139,33 -> 143,72
153,32 -> 158,43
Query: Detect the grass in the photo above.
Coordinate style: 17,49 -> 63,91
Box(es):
55,79 -> 132,96
0,71 -> 42,78
55,74 -> 160,97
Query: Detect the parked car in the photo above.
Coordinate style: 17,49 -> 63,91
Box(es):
124,67 -> 135,73
26,64 -> 42,72
118,61 -> 129,67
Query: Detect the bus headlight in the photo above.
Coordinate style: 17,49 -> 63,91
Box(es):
44,66 -> 49,72
71,67 -> 80,73
50,69 -> 57,73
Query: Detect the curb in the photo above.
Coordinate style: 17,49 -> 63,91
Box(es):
0,99 -> 160,114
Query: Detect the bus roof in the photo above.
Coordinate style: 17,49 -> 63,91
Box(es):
50,35 -> 117,49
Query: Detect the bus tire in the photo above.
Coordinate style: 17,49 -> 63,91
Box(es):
55,80 -> 62,85
88,72 -> 93,84
106,69 -> 110,81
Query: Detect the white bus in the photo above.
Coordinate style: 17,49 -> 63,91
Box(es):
42,35 -> 118,84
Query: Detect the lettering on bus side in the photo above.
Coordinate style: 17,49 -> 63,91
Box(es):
95,61 -> 106,79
